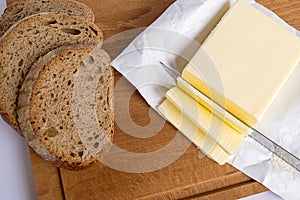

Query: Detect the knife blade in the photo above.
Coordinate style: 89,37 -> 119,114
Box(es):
160,62 -> 300,172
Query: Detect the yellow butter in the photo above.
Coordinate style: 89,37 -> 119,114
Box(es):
158,100 -> 230,165
165,86 -> 243,155
177,77 -> 249,134
182,0 -> 300,127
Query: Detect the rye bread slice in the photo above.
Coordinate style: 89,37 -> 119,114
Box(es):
17,45 -> 114,170
17,47 -> 67,164
0,13 -> 103,132
0,0 -> 95,37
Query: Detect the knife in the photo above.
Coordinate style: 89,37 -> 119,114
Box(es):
160,62 -> 300,172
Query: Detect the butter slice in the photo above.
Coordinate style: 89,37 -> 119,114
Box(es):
182,0 -> 300,126
165,87 -> 243,155
158,100 -> 230,165
177,77 -> 249,134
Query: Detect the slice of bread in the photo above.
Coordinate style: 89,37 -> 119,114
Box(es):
17,45 -> 114,170
0,0 -> 95,37
17,47 -> 66,165
0,13 -> 103,132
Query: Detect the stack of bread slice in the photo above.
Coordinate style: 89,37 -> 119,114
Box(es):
0,0 -> 114,170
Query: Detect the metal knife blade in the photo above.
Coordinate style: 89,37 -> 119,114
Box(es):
160,62 -> 300,172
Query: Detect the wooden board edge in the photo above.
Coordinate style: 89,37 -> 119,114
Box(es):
29,148 -> 64,200
182,181 -> 268,200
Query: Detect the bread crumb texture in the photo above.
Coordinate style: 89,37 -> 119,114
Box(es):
18,45 -> 113,170
0,13 -> 103,131
0,0 -> 95,37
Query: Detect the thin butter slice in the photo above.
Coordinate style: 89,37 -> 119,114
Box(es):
166,86 -> 243,155
177,77 -> 249,134
158,100 -> 230,165
182,0 -> 300,127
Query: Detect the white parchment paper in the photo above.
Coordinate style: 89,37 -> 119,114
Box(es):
111,0 -> 300,199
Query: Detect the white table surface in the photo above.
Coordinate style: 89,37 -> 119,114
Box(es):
0,0 -> 284,199
0,117 -> 36,200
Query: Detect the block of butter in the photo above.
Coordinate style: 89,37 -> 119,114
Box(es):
182,0 -> 300,127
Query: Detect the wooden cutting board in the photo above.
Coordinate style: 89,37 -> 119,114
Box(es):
6,0 -> 300,199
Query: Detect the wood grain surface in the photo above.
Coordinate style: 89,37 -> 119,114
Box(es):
5,0 -> 300,199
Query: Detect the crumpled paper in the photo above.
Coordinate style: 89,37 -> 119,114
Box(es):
111,0 -> 300,199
